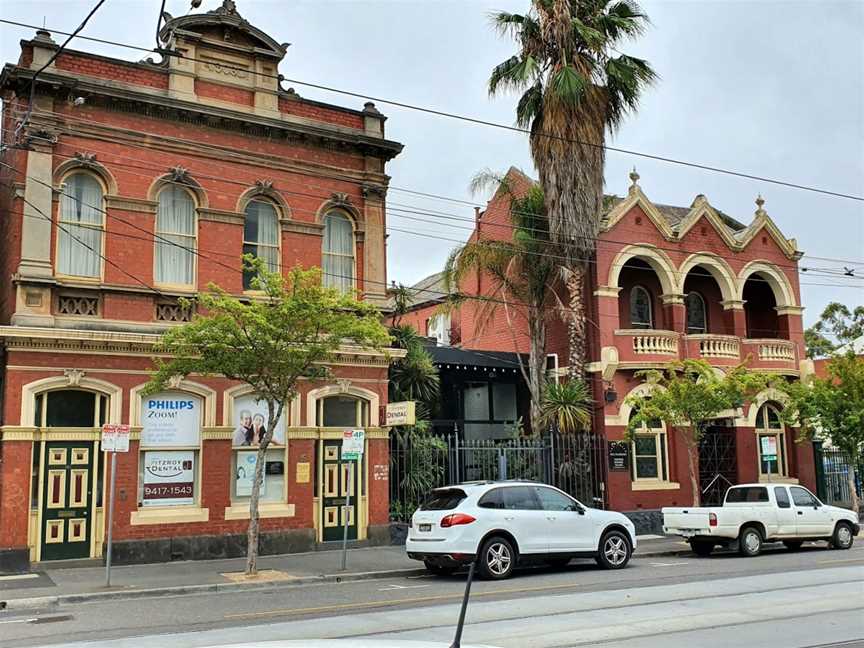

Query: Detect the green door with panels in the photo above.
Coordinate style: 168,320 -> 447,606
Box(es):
41,442 -> 94,560
321,440 -> 359,542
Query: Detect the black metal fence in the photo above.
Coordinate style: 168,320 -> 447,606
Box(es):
389,431 -> 607,521
814,442 -> 863,508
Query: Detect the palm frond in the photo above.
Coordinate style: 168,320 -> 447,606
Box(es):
605,53 -> 658,129
515,80 -> 544,129
539,380 -> 593,434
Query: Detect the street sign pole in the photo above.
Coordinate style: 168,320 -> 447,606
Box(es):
340,472 -> 351,571
105,450 -> 117,587
339,429 -> 365,572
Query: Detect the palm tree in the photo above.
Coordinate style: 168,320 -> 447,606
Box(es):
489,0 -> 656,377
538,379 -> 592,435
443,169 -> 557,434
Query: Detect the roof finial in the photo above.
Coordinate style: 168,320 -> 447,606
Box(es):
628,167 -> 640,195
755,194 -> 766,216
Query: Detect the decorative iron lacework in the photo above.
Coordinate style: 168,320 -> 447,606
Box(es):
57,294 -> 99,317
155,301 -> 193,322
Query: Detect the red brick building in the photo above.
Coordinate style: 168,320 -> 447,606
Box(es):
0,2 -> 403,571
400,167 -> 817,523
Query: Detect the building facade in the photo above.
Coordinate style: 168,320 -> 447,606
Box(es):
400,167 -> 816,519
0,2 -> 402,571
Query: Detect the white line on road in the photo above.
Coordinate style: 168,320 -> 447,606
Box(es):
0,618 -> 37,625
0,573 -> 39,581
649,562 -> 690,567
378,584 -> 430,591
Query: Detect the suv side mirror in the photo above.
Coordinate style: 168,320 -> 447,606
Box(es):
571,504 -> 585,515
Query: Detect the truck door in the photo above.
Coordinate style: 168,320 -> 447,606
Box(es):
773,486 -> 797,537
790,486 -> 833,537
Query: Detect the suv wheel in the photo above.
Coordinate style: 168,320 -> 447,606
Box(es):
478,536 -> 515,580
595,529 -> 632,569
739,526 -> 762,557
831,522 -> 854,550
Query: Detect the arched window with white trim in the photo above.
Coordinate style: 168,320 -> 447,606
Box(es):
685,292 -> 707,334
629,285 -> 653,329
57,173 -> 104,278
155,186 -> 197,287
322,211 -> 354,292
243,199 -> 279,289
756,403 -> 787,477
629,409 -> 669,483
317,394 -> 369,427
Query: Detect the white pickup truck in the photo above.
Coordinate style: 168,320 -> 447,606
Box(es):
662,483 -> 860,557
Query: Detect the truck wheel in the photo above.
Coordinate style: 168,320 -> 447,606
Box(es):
690,540 -> 714,557
478,536 -> 516,579
739,526 -> 762,557
783,540 -> 803,551
595,529 -> 632,570
831,522 -> 854,550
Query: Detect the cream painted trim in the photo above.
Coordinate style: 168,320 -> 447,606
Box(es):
631,481 -> 681,491
364,427 -> 389,439
735,213 -> 800,260
738,388 -> 790,427
306,385 -> 380,427
35,441 -> 46,562
1,426 -> 39,441
222,384 -> 301,427
602,187 -> 676,240
758,475 -> 799,485
736,260 -> 796,307
676,252 -> 737,302
130,506 -> 210,525
28,509 -> 39,562
223,503 -> 295,520
606,382 -> 667,427
607,244 -> 677,296
721,299 -> 746,311
21,375 -> 123,427
593,285 -> 622,298
286,427 -> 321,439
776,306 -> 805,316
104,195 -> 158,213
129,380 -> 217,427
675,201 -> 740,250
202,427 -> 233,440
88,439 -> 100,559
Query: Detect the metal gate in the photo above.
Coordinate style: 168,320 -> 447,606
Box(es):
698,426 -> 737,506
814,442 -> 862,508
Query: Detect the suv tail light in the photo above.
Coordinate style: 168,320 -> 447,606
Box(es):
709,512 -> 718,527
440,513 -> 476,528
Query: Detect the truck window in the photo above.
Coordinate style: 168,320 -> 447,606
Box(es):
725,486 -> 768,503
790,487 -> 819,507
774,487 -> 791,509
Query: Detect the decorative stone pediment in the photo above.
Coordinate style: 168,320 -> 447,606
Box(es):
73,151 -> 98,168
63,368 -> 86,386
336,378 -> 352,393
169,165 -> 192,184
331,192 -> 352,207
255,179 -> 274,192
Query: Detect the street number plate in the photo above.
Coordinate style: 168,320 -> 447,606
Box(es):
419,523 -> 432,532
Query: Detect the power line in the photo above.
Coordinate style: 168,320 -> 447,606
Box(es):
5,125 -> 860,281
1,17 -> 862,202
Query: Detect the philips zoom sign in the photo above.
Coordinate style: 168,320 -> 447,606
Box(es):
141,393 -> 201,447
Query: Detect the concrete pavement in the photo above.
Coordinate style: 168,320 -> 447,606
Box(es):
0,535 -> 688,608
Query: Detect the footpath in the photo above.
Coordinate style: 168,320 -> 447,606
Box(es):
0,535 -> 689,610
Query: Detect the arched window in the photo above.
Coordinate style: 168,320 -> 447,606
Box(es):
629,285 -> 653,329
685,292 -> 707,334
155,186 -> 196,287
57,173 -> 104,278
242,199 -> 279,289
322,211 -> 354,292
629,409 -> 669,483
316,394 -> 369,427
34,389 -> 108,427
756,403 -> 787,477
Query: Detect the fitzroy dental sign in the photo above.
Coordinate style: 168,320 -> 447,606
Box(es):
142,394 -> 201,447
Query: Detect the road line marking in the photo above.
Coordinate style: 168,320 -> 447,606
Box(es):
817,558 -> 864,565
224,580 -> 583,620
0,573 -> 39,581
0,618 -> 37,625
649,562 -> 690,567
377,584 -> 429,591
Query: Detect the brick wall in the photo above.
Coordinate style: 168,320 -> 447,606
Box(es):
55,51 -> 168,90
195,79 -> 254,107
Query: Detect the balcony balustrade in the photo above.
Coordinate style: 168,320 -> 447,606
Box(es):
689,334 -> 741,360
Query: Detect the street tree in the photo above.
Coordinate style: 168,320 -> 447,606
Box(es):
783,353 -> 864,514
488,0 -> 656,376
804,302 -> 864,359
443,169 -> 557,433
626,360 -> 769,506
146,259 -> 390,575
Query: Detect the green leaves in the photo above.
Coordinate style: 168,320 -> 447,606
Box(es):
804,302 -> 864,359
539,380 -> 593,434
549,64 -> 588,104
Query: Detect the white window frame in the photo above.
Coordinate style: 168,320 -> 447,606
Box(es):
316,395 -> 370,428
756,404 -> 788,478
154,185 -> 198,290
56,171 -> 106,281
630,417 -> 670,484
630,285 -> 654,329
242,198 -> 281,291
322,210 -> 356,292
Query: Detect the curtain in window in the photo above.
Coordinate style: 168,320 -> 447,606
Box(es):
685,292 -> 707,333
243,200 -> 279,289
58,174 -> 103,277
322,211 -> 354,292
155,186 -> 196,286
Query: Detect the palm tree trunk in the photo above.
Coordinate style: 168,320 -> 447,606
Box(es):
565,265 -> 587,379
527,317 -> 547,435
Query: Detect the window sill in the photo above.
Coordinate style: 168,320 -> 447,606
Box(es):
631,481 -> 681,491
223,502 -> 295,520
758,475 -> 798,484
130,506 -> 209,525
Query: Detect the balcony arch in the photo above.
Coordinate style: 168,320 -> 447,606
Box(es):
607,245 -> 677,296
677,253 -> 736,303
737,261 -> 796,308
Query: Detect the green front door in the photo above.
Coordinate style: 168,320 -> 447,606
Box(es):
41,442 -> 94,561
321,440 -> 359,542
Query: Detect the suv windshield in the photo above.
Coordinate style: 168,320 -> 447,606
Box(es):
420,489 -> 467,510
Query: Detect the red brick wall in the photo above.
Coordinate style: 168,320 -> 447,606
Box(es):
55,51 -> 168,90
278,97 -> 365,130
367,438 -> 390,525
0,442 -> 32,548
195,79 -> 254,107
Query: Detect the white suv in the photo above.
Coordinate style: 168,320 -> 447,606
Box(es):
405,481 -> 637,579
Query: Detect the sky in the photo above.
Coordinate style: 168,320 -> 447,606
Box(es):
2,0 -> 862,326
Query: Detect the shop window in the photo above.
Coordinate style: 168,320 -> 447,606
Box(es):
155,186 -> 196,287
35,389 -> 104,427
685,292 -> 707,334
138,392 -> 202,507
629,285 -> 653,329
322,211 -> 354,293
756,403 -> 787,477
57,172 -> 104,278
242,200 -> 279,289
630,411 -> 669,482
316,395 -> 369,427
230,393 -> 287,502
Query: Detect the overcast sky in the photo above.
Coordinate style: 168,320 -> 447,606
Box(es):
2,0 -> 862,325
